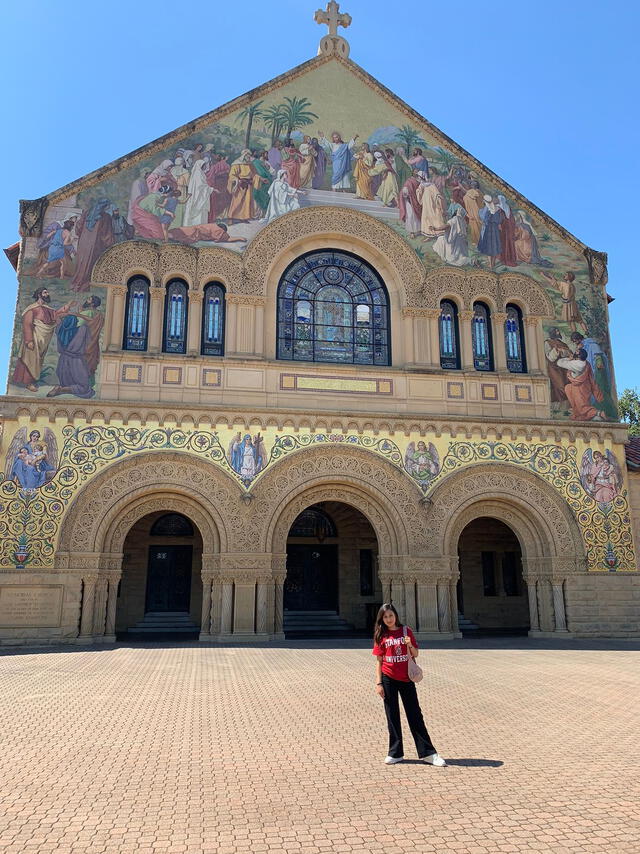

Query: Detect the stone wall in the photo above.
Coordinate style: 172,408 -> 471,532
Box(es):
565,574 -> 640,637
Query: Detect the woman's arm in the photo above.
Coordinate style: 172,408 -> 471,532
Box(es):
375,656 -> 384,697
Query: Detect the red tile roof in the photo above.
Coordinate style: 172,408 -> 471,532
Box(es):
625,437 -> 640,471
3,242 -> 20,271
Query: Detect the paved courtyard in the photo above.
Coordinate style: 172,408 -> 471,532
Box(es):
1,638 -> 639,854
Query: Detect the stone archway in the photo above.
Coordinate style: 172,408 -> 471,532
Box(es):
55,452 -> 241,642
425,464 -> 586,635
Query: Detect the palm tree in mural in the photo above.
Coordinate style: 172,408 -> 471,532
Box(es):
263,104 -> 288,145
395,124 -> 427,156
236,100 -> 265,150
432,145 -> 461,173
280,96 -> 318,138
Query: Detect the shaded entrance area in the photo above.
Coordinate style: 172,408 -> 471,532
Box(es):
116,511 -> 203,638
283,502 -> 380,637
457,517 -> 530,635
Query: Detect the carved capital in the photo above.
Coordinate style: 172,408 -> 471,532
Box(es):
19,197 -> 49,237
584,247 -> 608,286
493,312 -> 508,324
459,310 -> 474,322
150,286 -> 165,301
189,291 -> 204,304
110,285 -> 127,298
524,316 -> 540,328
225,293 -> 266,307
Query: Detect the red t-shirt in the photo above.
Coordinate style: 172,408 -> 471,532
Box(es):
372,627 -> 418,682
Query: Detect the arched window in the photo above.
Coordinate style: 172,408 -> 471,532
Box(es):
201,282 -> 226,356
123,275 -> 150,351
439,299 -> 460,369
277,249 -> 390,365
163,279 -> 188,354
289,506 -> 337,540
472,302 -> 493,371
504,304 -> 527,373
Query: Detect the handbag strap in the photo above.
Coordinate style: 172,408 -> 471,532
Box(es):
404,626 -> 414,659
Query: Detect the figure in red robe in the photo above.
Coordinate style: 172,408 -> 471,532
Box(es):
70,200 -> 115,292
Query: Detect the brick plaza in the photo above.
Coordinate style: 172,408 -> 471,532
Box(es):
1,638 -> 639,854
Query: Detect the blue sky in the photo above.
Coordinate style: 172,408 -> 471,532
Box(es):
1,0 -> 638,395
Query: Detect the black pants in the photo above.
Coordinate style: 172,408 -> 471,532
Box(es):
382,674 -> 436,759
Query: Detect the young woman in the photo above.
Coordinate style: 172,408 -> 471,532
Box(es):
372,603 -> 446,766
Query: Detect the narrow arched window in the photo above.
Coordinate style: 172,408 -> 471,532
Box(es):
123,275 -> 150,351
163,279 -> 188,354
505,304 -> 527,373
201,282 -> 225,356
472,302 -> 493,371
277,249 -> 390,365
439,299 -> 460,369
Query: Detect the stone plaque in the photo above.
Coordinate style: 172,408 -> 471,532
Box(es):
0,585 -> 63,627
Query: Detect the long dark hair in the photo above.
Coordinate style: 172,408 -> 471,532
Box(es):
373,603 -> 401,646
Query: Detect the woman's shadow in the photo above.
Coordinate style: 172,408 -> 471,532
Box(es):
403,758 -> 503,767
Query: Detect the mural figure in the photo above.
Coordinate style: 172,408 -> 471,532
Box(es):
404,441 -> 440,482
432,203 -> 470,266
514,210 -> 552,267
417,173 -> 447,238
47,296 -> 104,398
544,327 -> 573,403
4,428 -> 58,490
542,271 -> 587,334
263,171 -> 304,223
580,449 -> 622,505
477,195 -> 505,269
318,130 -> 358,190
398,172 -> 422,239
556,346 -> 605,421
35,216 -> 78,278
71,199 -> 115,292
12,287 -> 71,392
227,432 -> 268,482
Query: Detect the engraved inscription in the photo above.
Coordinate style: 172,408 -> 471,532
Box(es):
0,586 -> 63,627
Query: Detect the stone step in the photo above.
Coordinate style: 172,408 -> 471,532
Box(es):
129,611 -> 200,633
299,189 -> 399,219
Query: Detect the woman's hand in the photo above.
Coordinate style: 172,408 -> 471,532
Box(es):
376,684 -> 385,699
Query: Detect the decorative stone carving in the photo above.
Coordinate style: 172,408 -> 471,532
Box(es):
254,444 -> 425,556
55,453 -> 240,557
92,240 -> 159,285
242,206 -> 425,305
584,247 -> 608,286
158,243 -> 197,284
196,246 -> 244,291
19,197 -> 49,237
426,464 -> 585,563
423,268 -> 552,315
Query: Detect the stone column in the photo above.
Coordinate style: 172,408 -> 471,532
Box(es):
391,578 -> 405,615
254,302 -> 265,359
105,575 -> 120,638
403,579 -> 416,628
459,310 -> 475,370
524,317 -> 541,373
187,291 -> 203,356
92,577 -> 108,636
552,581 -> 569,632
427,309 -> 442,369
220,580 -> 233,635
225,298 -> 239,356
379,574 -> 392,605
233,581 -> 256,634
256,580 -> 268,635
437,579 -> 451,632
449,579 -> 460,633
108,286 -> 127,351
493,312 -> 508,372
525,577 -> 540,632
79,575 -> 98,639
210,580 -> 221,635
200,575 -> 213,638
148,286 -> 165,353
417,580 -> 439,632
274,577 -> 285,635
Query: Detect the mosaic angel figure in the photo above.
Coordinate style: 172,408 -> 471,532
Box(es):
4,427 -> 58,490
227,432 -> 267,482
404,440 -> 440,482
580,448 -> 622,505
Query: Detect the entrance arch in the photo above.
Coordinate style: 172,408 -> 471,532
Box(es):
55,452 -> 235,642
118,510 -> 203,636
457,517 -> 529,634
425,464 -> 586,634
283,501 -> 380,636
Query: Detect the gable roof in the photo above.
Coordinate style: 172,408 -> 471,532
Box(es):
38,54 -> 593,258
625,437 -> 640,471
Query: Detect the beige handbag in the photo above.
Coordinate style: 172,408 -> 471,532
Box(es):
404,626 -> 424,683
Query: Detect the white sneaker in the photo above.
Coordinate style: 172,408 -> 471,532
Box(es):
422,753 -> 447,767
384,755 -> 404,764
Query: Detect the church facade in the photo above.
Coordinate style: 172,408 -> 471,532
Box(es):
1,15 -> 638,645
